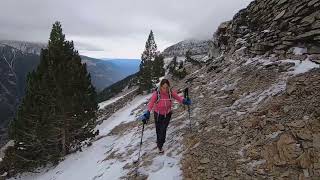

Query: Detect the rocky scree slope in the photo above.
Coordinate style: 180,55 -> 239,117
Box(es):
175,0 -> 320,179
177,55 -> 319,180
209,0 -> 320,60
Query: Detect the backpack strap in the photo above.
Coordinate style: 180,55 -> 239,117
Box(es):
155,87 -> 173,104
156,87 -> 161,104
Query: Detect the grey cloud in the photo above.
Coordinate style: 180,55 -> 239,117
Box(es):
0,0 -> 253,58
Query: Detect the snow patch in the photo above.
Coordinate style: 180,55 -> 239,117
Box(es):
262,29 -> 270,33
146,155 -> 182,180
284,59 -> 320,75
10,95 -> 150,180
292,47 -> 307,55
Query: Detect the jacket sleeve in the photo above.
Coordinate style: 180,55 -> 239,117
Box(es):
147,91 -> 157,112
172,89 -> 184,104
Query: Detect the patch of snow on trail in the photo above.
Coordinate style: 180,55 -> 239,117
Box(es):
283,59 -> 319,75
10,95 -> 150,180
292,47 -> 307,55
11,92 -> 184,180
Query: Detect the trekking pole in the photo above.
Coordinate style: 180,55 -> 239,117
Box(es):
184,87 -> 192,131
134,122 -> 145,176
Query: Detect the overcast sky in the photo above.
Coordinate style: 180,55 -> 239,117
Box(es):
0,0 -> 253,59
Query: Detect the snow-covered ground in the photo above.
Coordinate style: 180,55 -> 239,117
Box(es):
10,93 -> 184,180
98,89 -> 138,110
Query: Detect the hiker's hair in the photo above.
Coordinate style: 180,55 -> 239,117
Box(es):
160,79 -> 170,87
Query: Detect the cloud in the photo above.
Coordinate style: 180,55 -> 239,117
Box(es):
0,0 -> 253,58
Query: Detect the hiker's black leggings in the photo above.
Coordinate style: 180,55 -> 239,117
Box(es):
154,112 -> 172,149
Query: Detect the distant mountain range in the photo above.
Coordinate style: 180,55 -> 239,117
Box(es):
82,56 -> 140,91
0,40 -> 140,146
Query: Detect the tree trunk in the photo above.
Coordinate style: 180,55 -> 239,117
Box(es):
61,127 -> 66,156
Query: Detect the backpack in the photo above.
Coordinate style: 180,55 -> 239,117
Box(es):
155,87 -> 173,104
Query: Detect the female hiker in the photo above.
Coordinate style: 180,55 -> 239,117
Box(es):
139,79 -> 191,153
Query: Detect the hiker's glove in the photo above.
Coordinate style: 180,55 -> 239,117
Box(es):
139,111 -> 150,124
183,98 -> 192,105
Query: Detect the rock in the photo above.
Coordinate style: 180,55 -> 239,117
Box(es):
276,124 -> 285,131
296,130 -> 313,140
225,139 -> 237,146
277,133 -> 302,163
286,120 -> 305,128
308,45 -> 320,54
274,10 -> 286,21
314,162 -> 320,169
303,169 -> 310,177
301,141 -> 313,149
243,121 -> 253,128
200,158 -> 210,164
281,171 -> 290,177
308,0 -> 319,6
313,134 -> 320,149
312,20 -> 320,29
294,5 -> 305,14
286,86 -> 296,95
277,0 -> 288,6
197,166 -> 205,170
283,106 -> 291,113
297,152 -> 312,169
296,30 -> 320,39
301,13 -> 316,24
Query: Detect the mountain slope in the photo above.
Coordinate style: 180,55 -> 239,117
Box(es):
97,72 -> 138,103
0,40 -> 46,55
8,93 -> 185,180
0,44 -> 40,145
85,58 -> 140,92
161,39 -> 210,58
104,59 -> 140,76
0,41 -> 139,146
4,0 -> 320,179
81,56 -> 123,91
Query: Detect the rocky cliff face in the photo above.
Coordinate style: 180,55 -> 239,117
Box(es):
210,0 -> 320,60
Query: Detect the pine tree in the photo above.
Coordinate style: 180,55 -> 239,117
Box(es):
3,22 -> 98,175
185,50 -> 202,67
169,56 -> 177,74
152,54 -> 165,82
138,30 -> 158,93
178,61 -> 184,69
185,50 -> 192,63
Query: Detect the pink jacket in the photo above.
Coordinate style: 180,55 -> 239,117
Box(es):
148,89 -> 184,115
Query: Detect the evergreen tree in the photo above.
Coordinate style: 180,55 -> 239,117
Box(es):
178,61 -> 184,69
3,22 -> 98,175
185,50 -> 202,67
185,50 -> 192,63
138,30 -> 158,93
168,56 -> 177,74
152,54 -> 165,83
